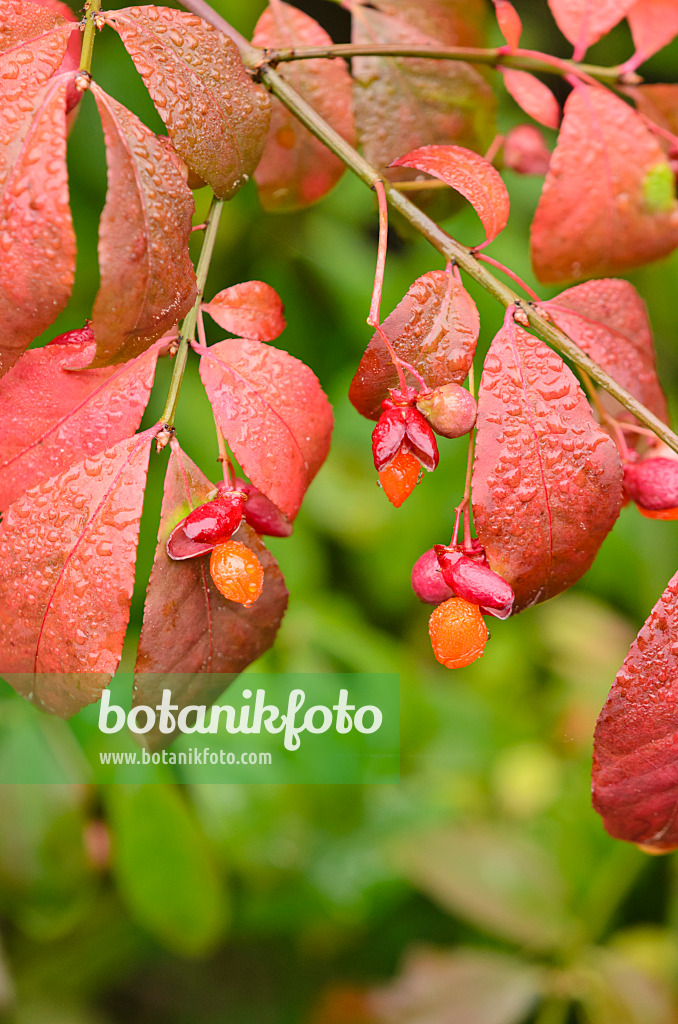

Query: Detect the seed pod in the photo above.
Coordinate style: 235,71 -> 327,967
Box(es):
416,384 -> 477,439
372,405 -> 407,471
411,548 -> 455,604
623,458 -> 678,511
183,491 -> 246,543
503,124 -> 551,175
402,406 -> 439,471
222,479 -> 293,537
435,545 -> 514,619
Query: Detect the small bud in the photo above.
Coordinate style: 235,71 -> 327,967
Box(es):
416,384 -> 477,439
411,548 -> 455,604
623,457 -> 678,511
503,125 -> 551,176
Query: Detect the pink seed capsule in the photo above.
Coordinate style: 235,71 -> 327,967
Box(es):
183,491 -> 246,543
372,405 -> 407,471
416,384 -> 477,439
230,480 -> 293,537
402,406 -> 439,472
435,545 -> 514,619
411,548 -> 455,604
623,458 -> 678,510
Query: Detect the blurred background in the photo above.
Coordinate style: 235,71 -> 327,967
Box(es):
5,0 -> 678,1020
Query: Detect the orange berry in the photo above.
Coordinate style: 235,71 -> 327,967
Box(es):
428,597 -> 489,669
378,449 -> 421,507
209,540 -> 264,607
638,505 -> 678,521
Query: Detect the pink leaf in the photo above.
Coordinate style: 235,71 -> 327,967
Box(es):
547,0 -> 636,57
106,6 -> 271,200
198,339 -> 333,520
349,270 -> 479,420
493,0 -> 522,49
593,570 -> 678,851
531,85 -> 678,284
134,443 -> 288,749
0,71 -> 75,378
0,429 -> 155,716
627,0 -> 678,66
391,145 -> 510,244
0,0 -> 72,60
631,84 -> 678,138
501,70 -> 560,129
503,125 -> 551,176
350,0 -> 496,181
0,329 -> 160,510
472,322 -> 623,612
541,279 -> 669,428
252,1 -> 355,211
89,84 -> 197,367
202,281 -> 286,342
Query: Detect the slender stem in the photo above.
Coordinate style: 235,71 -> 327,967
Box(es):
251,64 -> 678,456
160,197 -> 224,427
368,180 -> 389,329
475,252 -> 541,301
79,0 -> 102,75
259,42 -> 639,86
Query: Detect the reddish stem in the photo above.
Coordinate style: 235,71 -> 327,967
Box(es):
475,253 -> 541,301
484,132 -> 505,165
515,47 -> 600,88
368,179 -> 389,329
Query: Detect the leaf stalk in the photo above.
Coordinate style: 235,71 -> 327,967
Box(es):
79,0 -> 102,76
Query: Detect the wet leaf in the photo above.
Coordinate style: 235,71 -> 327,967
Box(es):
0,0 -> 73,65
531,85 -> 678,284
541,278 -> 669,427
369,947 -> 542,1024
89,84 -> 196,367
493,0 -> 522,49
252,1 -> 355,211
547,0 -> 636,56
350,0 -> 496,179
202,281 -> 286,342
107,785 -> 227,956
631,83 -> 678,137
0,329 -> 160,511
198,339 -> 333,519
349,270 -> 479,420
472,322 -> 623,612
134,442 -> 288,750
0,430 -> 154,717
0,72 -> 75,378
391,145 -> 510,243
106,6 -> 271,200
593,570 -> 678,852
627,0 -> 678,66
501,69 -> 560,129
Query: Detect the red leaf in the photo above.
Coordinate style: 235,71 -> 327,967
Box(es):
202,281 -> 286,342
0,72 -> 75,378
391,145 -> 510,244
0,0 -> 72,59
501,70 -> 560,129
472,322 -> 623,612
106,6 -> 271,200
547,0 -> 636,57
349,270 -> 479,420
493,0 -> 522,49
631,84 -> 678,137
0,429 -> 154,716
350,0 -> 496,179
88,84 -> 197,367
541,279 -> 669,428
0,330 -> 160,510
593,571 -> 678,851
252,1 -> 355,211
627,0 -> 678,66
198,339 -> 333,520
134,443 -> 288,748
531,85 -> 678,284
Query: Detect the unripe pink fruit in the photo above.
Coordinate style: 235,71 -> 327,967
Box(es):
503,124 -> 551,176
435,545 -> 514,619
623,457 -> 678,510
411,548 -> 455,604
416,384 -> 477,439
183,492 -> 246,543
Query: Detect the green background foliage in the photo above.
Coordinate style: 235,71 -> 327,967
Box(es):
5,1 -> 678,1021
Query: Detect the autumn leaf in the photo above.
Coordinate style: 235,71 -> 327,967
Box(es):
197,339 -> 333,520
541,279 -> 669,428
631,83 -> 678,137
106,6 -> 271,200
627,0 -> 678,67
349,269 -> 479,420
350,0 -> 496,179
391,145 -> 510,244
547,0 -> 636,58
0,71 -> 75,378
202,281 -> 286,342
531,85 -> 678,284
501,70 -> 560,129
472,321 -> 623,612
593,570 -> 678,852
0,0 -> 72,63
252,1 -> 355,211
0,430 -> 155,717
88,84 -> 196,367
493,0 -> 522,49
134,442 -> 288,751
0,329 -> 160,510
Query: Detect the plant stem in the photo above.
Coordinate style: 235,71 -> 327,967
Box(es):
248,63 -> 678,456
79,0 -> 102,75
160,196 -> 224,427
260,43 -> 638,86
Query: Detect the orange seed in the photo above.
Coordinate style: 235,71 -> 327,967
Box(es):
428,597 -> 489,669
378,449 -> 421,507
210,540 -> 264,607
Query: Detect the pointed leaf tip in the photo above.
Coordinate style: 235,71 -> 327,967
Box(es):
547,0 -> 636,56
501,70 -> 560,129
391,145 -> 510,244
